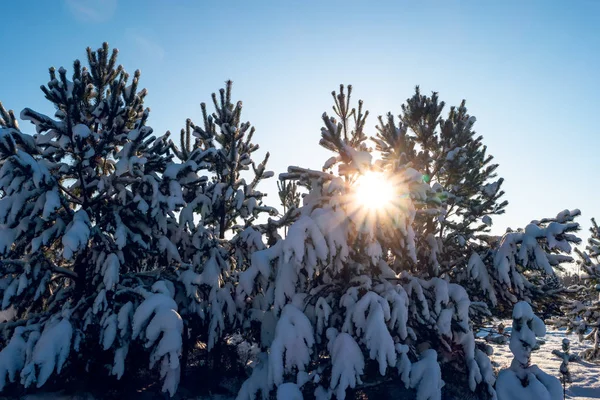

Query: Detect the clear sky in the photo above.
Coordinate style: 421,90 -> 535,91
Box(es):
1,0 -> 598,243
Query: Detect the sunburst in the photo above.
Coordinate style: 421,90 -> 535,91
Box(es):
353,171 -> 397,211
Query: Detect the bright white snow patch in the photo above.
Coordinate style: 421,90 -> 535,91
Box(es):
496,302 -> 562,400
268,304 -> 315,387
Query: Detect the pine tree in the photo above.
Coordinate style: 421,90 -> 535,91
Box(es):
486,210 -> 581,320
168,81 -> 278,383
552,338 -> 576,398
0,43 -> 189,395
550,218 -> 600,360
496,302 -> 562,400
374,88 -> 507,277
237,86 -> 497,400
277,180 -> 301,237
374,88 -> 580,323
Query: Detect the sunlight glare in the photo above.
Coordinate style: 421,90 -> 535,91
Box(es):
354,172 -> 395,211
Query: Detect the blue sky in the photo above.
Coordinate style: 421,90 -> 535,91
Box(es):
1,0 -> 598,243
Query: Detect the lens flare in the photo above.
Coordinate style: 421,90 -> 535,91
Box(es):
353,172 -> 396,211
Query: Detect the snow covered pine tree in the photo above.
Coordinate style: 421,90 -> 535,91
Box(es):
0,46 -> 280,397
551,218 -> 600,360
496,301 -> 562,400
237,86 -> 498,400
0,43 -> 190,395
373,88 -> 580,324
552,338 -> 576,398
0,43 -> 206,397
168,80 -> 278,386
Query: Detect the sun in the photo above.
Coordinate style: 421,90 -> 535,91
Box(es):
353,171 -> 396,211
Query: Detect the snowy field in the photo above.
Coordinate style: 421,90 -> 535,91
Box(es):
485,326 -> 600,400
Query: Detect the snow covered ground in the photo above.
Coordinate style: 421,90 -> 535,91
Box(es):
486,325 -> 600,400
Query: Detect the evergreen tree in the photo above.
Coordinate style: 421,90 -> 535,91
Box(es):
374,88 -> 507,278
0,43 -> 188,395
551,218 -> 600,360
552,338 -> 576,398
496,302 -> 562,400
374,88 -> 580,322
237,86 -> 497,400
277,180 -> 301,237
168,80 -> 279,384
0,46 -> 281,398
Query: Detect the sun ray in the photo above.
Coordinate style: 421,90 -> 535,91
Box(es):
354,171 -> 396,211
346,170 -> 411,232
